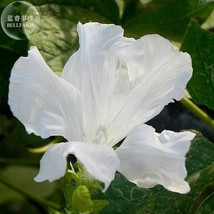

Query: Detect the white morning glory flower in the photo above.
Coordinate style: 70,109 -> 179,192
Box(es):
8,22 -> 195,193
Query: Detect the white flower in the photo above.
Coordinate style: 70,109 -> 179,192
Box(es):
8,22 -> 195,193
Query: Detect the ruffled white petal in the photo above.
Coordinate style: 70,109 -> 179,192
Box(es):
8,47 -> 83,141
116,124 -> 195,194
34,141 -> 120,191
62,22 -> 192,147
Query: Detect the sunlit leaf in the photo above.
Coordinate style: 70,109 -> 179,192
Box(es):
201,9 -> 214,30
29,4 -> 111,75
31,0 -> 120,23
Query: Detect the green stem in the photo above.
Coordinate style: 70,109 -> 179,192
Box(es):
0,174 -> 61,210
180,97 -> 214,130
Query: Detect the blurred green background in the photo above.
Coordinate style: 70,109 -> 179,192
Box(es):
0,0 -> 214,213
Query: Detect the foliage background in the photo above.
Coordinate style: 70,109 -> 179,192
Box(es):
0,0 -> 214,213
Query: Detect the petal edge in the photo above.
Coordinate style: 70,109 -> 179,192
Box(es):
116,124 -> 195,194
35,141 -> 120,191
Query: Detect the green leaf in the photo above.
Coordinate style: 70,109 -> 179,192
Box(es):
93,200 -> 109,214
96,131 -> 214,214
195,192 -> 214,214
1,0 -> 120,23
180,21 -> 214,109
29,4 -> 111,75
186,131 -> 214,175
58,0 -> 120,24
30,0 -> 120,23
125,166 -> 214,214
202,9 -> 214,30
48,207 -> 63,214
187,167 -> 214,213
122,0 -> 214,41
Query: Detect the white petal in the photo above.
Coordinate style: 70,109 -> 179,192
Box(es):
34,141 -> 120,191
62,23 -> 192,147
8,47 -> 83,141
106,35 -> 193,146
34,143 -> 69,182
116,124 -> 195,194
61,22 -> 135,146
